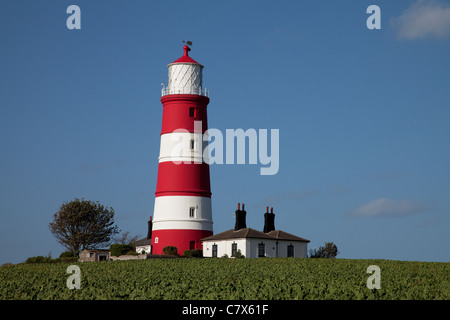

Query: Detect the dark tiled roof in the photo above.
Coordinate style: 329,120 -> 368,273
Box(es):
201,228 -> 309,242
135,238 -> 152,246
201,228 -> 274,241
82,249 -> 109,253
267,230 -> 310,242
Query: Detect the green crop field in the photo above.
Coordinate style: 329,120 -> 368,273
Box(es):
0,258 -> 448,300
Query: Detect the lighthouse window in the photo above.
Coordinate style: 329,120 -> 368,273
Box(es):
190,139 -> 195,151
189,107 -> 196,118
189,207 -> 195,218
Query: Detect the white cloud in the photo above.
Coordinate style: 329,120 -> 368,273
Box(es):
391,0 -> 450,40
348,198 -> 426,218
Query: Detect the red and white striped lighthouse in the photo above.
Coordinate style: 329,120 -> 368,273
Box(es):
151,44 -> 213,255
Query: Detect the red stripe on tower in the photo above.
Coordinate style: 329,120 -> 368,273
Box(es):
151,44 -> 213,255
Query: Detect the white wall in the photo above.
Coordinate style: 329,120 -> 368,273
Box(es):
246,238 -> 275,258
277,241 -> 308,258
153,196 -> 213,231
203,238 -> 308,258
202,239 -> 247,258
135,245 -> 151,254
159,132 -> 208,164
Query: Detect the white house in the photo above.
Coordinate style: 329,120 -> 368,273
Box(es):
135,217 -> 152,254
135,238 -> 152,254
202,204 -> 309,258
79,249 -> 110,262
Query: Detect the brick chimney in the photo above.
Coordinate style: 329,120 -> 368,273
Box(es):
263,207 -> 275,233
234,203 -> 247,230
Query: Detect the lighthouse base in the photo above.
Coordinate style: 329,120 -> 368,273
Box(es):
151,229 -> 213,255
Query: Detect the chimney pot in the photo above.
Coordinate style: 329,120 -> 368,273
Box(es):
234,203 -> 246,230
238,203 -> 240,210
264,207 -> 275,233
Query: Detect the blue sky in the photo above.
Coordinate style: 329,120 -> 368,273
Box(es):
1,0 -> 449,264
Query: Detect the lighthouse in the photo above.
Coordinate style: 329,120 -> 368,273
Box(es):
151,44 -> 213,255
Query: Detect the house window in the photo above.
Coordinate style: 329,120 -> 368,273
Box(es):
231,243 -> 237,257
287,244 -> 294,258
190,241 -> 196,250
258,243 -> 265,257
189,107 -> 196,118
212,244 -> 218,258
189,207 -> 195,218
89,252 -> 94,258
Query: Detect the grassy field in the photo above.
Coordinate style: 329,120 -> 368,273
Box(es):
0,258 -> 448,300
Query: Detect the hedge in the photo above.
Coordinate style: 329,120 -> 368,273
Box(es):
162,246 -> 178,256
110,244 -> 134,257
25,256 -> 78,264
183,249 -> 203,257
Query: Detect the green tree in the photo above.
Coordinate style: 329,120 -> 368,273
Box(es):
309,242 -> 339,258
48,198 -> 119,256
112,231 -> 140,247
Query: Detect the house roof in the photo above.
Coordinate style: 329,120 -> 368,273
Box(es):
201,228 -> 273,241
266,230 -> 310,242
81,249 -> 109,253
201,228 -> 309,242
135,237 -> 152,246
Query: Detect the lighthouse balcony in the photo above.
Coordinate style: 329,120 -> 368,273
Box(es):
161,86 -> 209,97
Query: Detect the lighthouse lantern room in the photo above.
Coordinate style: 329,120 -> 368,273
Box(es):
151,44 -> 213,255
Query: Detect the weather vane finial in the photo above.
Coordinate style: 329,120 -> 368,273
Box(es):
182,40 -> 192,56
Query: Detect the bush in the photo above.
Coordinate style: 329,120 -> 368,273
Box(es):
1,263 -> 13,267
234,249 -> 245,259
309,242 -> 339,258
54,257 -> 78,263
25,256 -> 52,264
183,249 -> 203,257
25,255 -> 78,263
110,244 -> 133,257
125,250 -> 139,256
163,246 -> 178,256
59,251 -> 76,258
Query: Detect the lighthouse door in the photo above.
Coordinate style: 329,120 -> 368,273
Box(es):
189,241 -> 196,250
